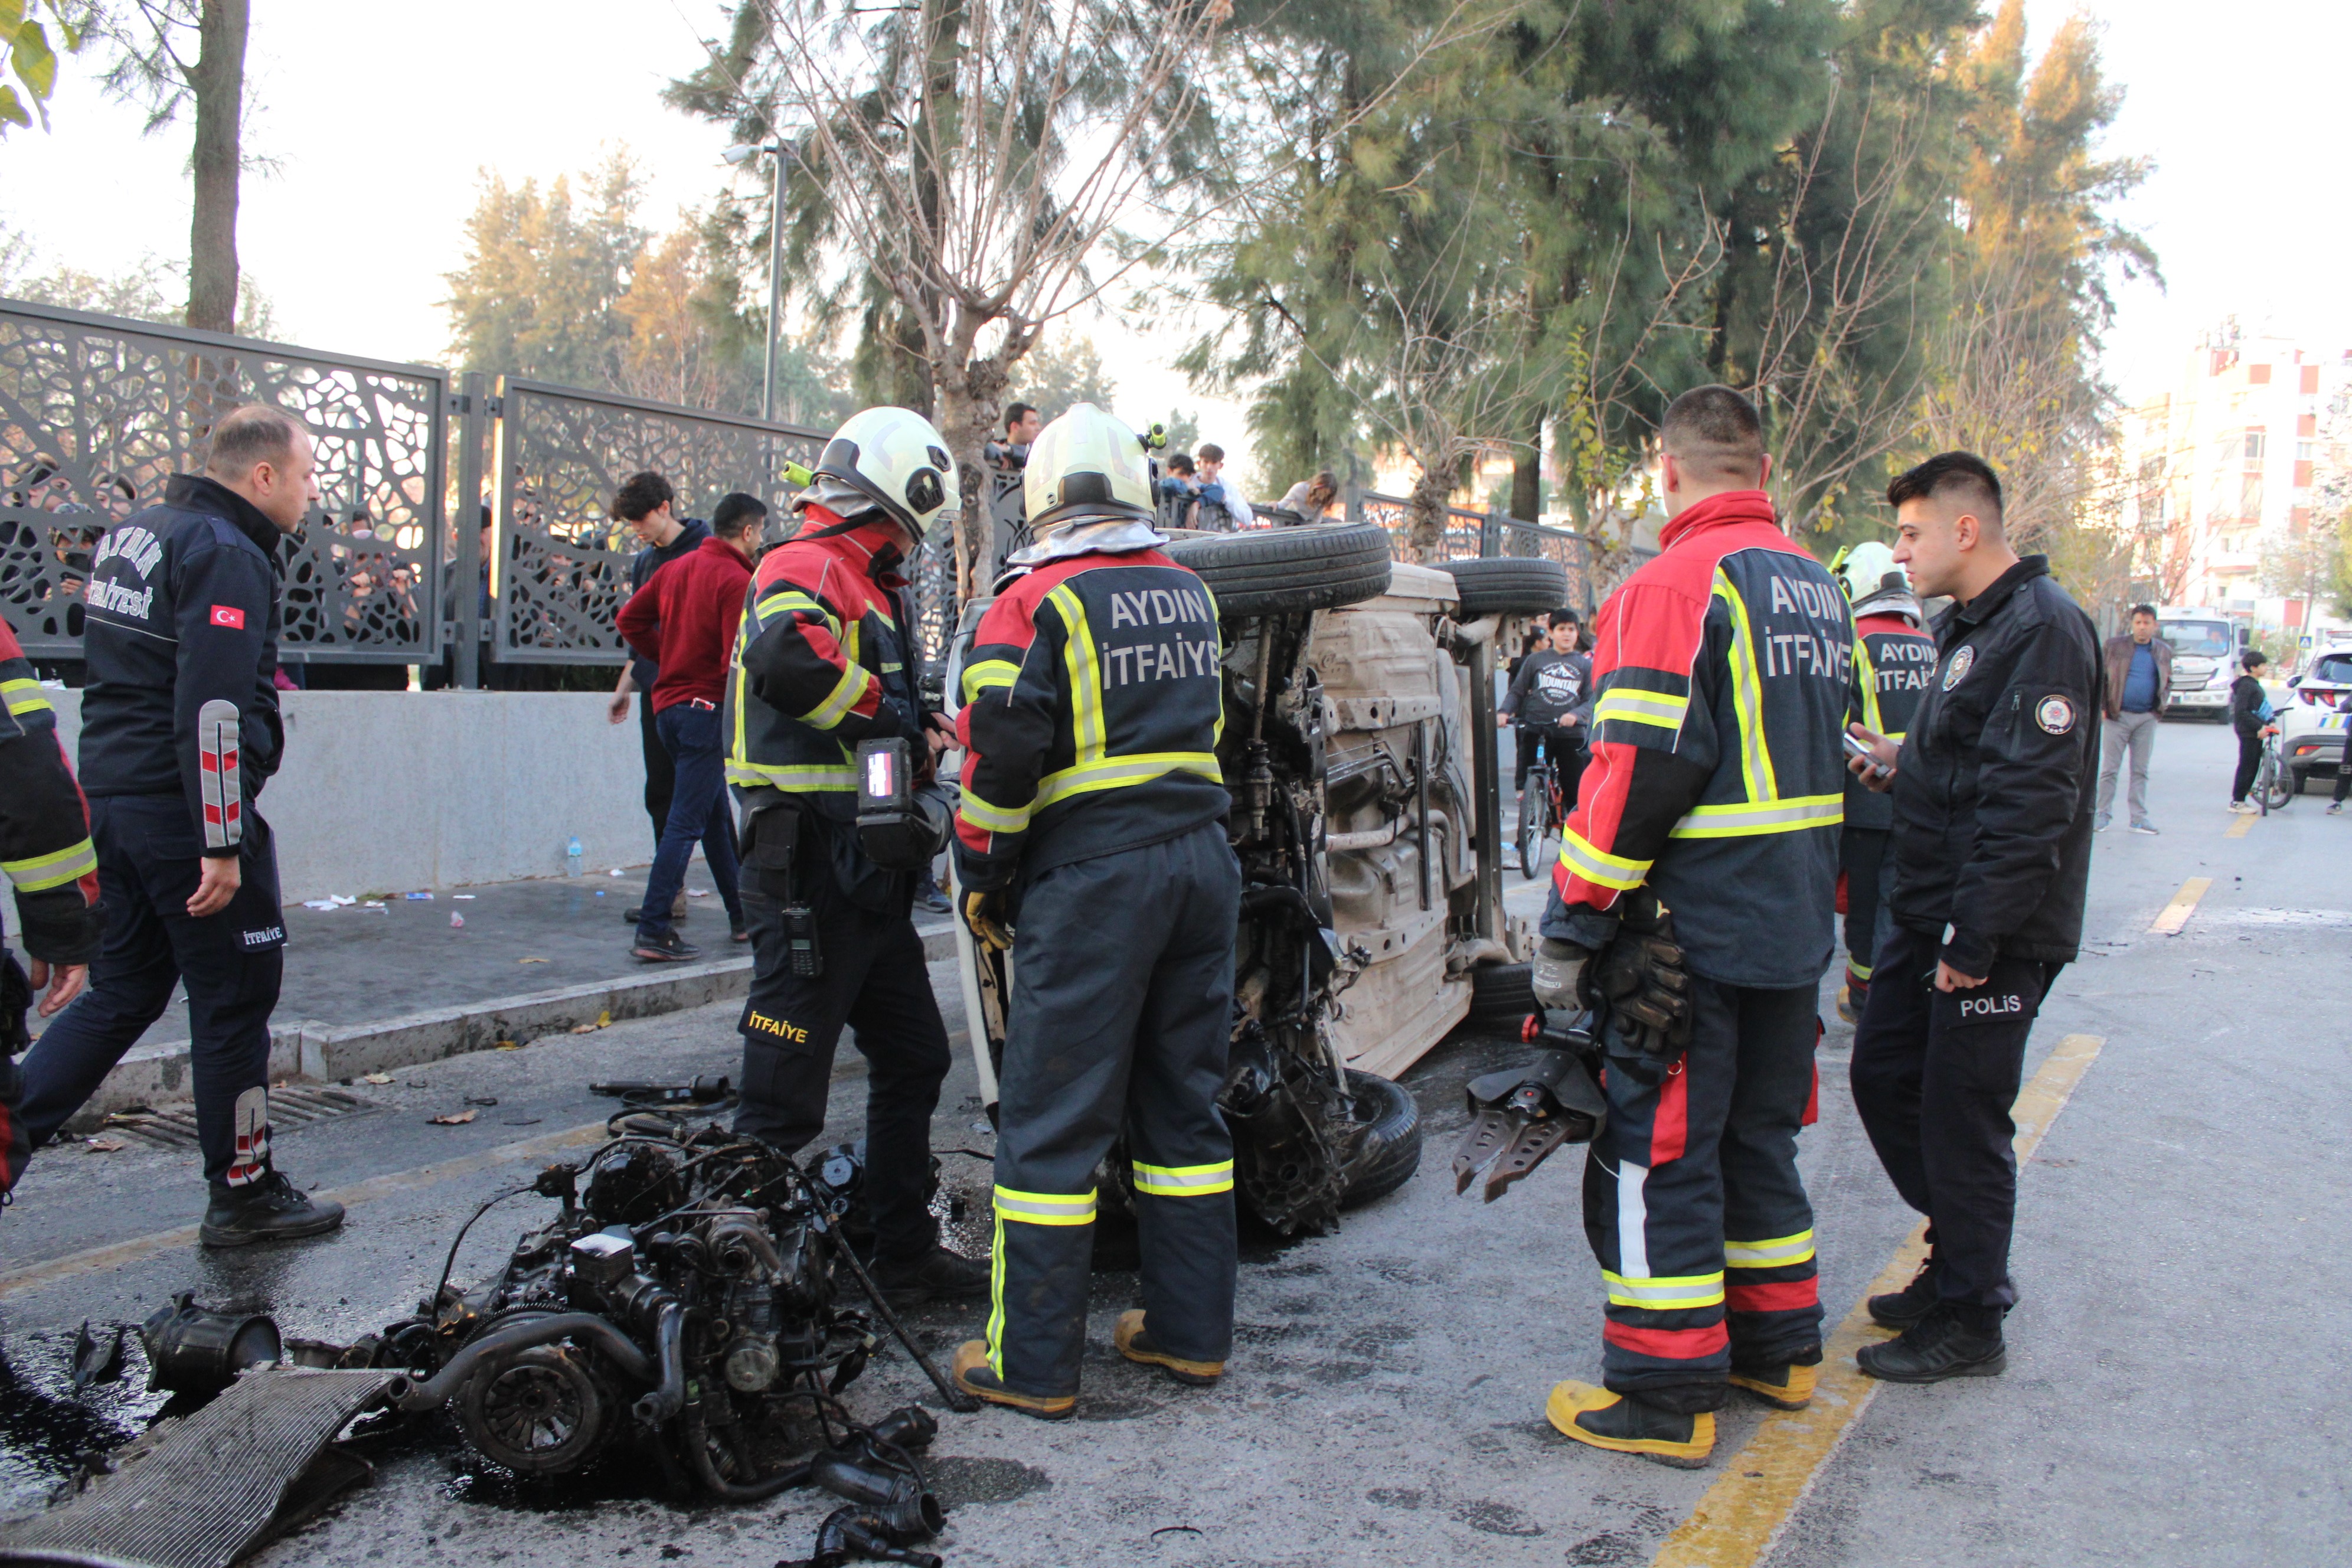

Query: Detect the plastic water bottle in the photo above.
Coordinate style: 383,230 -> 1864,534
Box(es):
566,836 -> 583,878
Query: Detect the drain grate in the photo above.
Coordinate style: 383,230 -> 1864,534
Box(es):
100,1087 -> 378,1151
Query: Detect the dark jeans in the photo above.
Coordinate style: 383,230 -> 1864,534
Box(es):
2231,731 -> 2263,803
640,688 -> 676,854
636,704 -> 742,941
1850,924 -> 2057,1309
17,795 -> 285,1189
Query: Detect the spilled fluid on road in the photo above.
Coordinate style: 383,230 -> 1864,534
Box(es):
0,1330 -> 171,1517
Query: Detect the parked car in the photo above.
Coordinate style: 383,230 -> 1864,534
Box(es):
2278,642 -> 2352,792
2156,609 -> 2238,720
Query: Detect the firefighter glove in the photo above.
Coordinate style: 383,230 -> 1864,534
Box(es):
1531,939 -> 1591,1011
962,888 -> 1013,953
1581,896 -> 1691,1072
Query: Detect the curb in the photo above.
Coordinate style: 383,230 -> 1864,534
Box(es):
64,924 -> 958,1128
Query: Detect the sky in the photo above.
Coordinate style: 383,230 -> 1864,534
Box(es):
4,0 -> 2344,484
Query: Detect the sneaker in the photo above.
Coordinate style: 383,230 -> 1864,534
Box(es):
631,929 -> 702,963
200,1171 -> 347,1247
1113,1309 -> 1223,1387
2130,821 -> 2160,835
622,891 -> 691,925
1544,1381 -> 1713,1468
2228,801 -> 2259,815
951,1340 -> 1074,1420
870,1244 -> 988,1305
1856,1302 -> 2006,1383
730,917 -> 750,943
2330,803 -> 2344,816
1867,1255 -> 1939,1329
2093,812 -> 2112,832
1727,1345 -> 1822,1410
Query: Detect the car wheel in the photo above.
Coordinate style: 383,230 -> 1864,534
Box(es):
1161,521 -> 1393,616
1434,556 -> 1573,618
1337,1070 -> 1423,1209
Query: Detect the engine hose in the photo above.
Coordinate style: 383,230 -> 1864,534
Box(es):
393,1313 -> 657,1411
807,1452 -> 946,1540
813,1506 -> 945,1568
680,1399 -> 815,1502
631,1302 -> 688,1425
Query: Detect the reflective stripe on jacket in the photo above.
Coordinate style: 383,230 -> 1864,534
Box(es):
1846,612 -> 1938,831
0,618 -> 100,963
953,550 -> 1229,890
1543,490 -> 1861,988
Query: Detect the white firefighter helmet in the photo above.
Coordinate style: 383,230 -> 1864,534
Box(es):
811,407 -> 959,538
1834,540 -> 1920,620
1023,402 -> 1157,534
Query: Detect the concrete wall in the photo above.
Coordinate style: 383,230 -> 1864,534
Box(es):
48,690 -> 658,901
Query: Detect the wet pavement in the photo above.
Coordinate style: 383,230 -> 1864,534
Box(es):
0,720 -> 2342,1565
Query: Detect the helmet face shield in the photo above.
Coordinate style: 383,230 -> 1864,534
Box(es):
1024,403 -> 1156,532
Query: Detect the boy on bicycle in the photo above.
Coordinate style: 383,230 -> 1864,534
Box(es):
1501,610 -> 1595,808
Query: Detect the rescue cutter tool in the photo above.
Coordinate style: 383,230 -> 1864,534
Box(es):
1451,1010 -> 1606,1203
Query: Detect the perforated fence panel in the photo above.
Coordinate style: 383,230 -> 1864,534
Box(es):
0,298 -> 446,664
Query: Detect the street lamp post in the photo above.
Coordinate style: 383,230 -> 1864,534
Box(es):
724,140 -> 789,423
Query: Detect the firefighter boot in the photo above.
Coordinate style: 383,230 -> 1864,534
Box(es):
1868,1255 -> 1939,1328
952,1341 -> 1074,1421
1546,1381 -> 1714,1469
1856,1303 -> 2007,1383
1728,1344 -> 1822,1410
200,1172 -> 347,1247
1115,1309 -> 1223,1387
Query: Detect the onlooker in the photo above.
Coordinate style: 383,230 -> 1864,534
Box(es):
615,496 -> 759,960
2095,603 -> 2170,834
605,473 -> 710,907
1498,609 -> 1591,803
1276,471 -> 1341,523
985,403 -> 1041,470
2227,649 -> 2273,814
1193,444 -> 1251,531
1157,452 -> 1200,525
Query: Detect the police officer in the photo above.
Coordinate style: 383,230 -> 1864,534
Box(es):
16,405 -> 345,1244
948,404 -> 1239,1419
1831,542 -> 1935,1024
723,406 -> 985,1304
1534,386 -> 1863,1468
1844,452 -> 2098,1382
1,616 -> 103,1201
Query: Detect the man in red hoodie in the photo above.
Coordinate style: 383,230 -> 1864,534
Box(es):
1532,386 -> 1865,1468
616,491 -> 757,962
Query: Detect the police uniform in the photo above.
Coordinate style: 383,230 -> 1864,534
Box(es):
722,504 -> 954,1269
1851,556 -> 2098,1332
17,476 -> 314,1219
1544,488 -> 1862,1425
952,532 -> 1238,1412
1841,610 -> 1937,1015
0,620 -> 104,1200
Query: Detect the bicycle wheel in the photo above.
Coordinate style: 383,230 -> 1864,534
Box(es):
1518,771 -> 1546,880
2263,747 -> 2295,811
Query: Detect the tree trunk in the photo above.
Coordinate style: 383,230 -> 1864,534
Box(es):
940,357 -> 1010,596
1403,458 -> 1452,565
185,0 -> 249,335
1510,410 -> 1544,521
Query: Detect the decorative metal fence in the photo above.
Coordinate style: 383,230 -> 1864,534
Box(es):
1342,487 -> 1655,618
0,298 -> 447,665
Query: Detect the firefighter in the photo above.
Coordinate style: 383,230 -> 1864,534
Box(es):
1,618 -> 103,1203
1533,386 -> 1864,1467
1844,452 -> 2099,1382
15,405 -> 344,1244
948,403 -> 1240,1419
1830,542 -> 1935,1024
723,406 -> 985,1304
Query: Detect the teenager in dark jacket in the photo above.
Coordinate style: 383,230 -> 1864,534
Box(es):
2227,650 -> 2272,812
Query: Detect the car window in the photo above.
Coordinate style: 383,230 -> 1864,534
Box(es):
2158,621 -> 2233,658
2313,654 -> 2352,685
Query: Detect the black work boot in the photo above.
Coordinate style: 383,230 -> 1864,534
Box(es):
631,929 -> 701,963
1545,1381 -> 1714,1468
1868,1255 -> 1941,1328
870,1245 -> 988,1304
1856,1302 -> 2006,1383
201,1172 -> 347,1248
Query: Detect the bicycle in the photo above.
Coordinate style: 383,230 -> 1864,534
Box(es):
2254,724 -> 2295,815
1516,731 -> 1573,880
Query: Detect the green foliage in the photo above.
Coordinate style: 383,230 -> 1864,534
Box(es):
0,0 -> 76,137
1014,335 -> 1117,423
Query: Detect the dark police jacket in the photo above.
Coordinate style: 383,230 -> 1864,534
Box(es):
1887,556 -> 2100,976
953,545 -> 1228,892
1846,612 -> 1938,832
76,476 -> 285,855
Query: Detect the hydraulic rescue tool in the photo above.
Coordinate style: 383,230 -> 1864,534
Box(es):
1451,1010 -> 1606,1202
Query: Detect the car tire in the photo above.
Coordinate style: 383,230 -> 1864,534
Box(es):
1337,1070 -> 1422,1209
1465,960 -> 1538,1031
2292,769 -> 2311,795
1161,521 -> 1393,617
1436,556 -> 1572,618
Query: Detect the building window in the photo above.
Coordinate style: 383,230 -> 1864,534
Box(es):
2299,440 -> 2316,462
2240,476 -> 2264,519
2243,430 -> 2266,464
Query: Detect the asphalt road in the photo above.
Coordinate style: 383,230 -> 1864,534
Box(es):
0,717 -> 2340,1565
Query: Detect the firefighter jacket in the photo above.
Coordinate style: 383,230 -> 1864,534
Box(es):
76,476 -> 285,855
952,548 -> 1228,893
1542,490 -> 1861,989
723,507 -> 932,909
1847,612 -> 1938,832
0,619 -> 100,965
1886,556 -> 2101,977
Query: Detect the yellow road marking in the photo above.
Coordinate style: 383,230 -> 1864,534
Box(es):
1649,1034 -> 2106,1568
2148,876 -> 2212,935
2225,812 -> 2255,839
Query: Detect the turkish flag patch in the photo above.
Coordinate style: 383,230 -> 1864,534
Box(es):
210,604 -> 246,629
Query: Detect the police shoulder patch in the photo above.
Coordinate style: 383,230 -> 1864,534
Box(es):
2035,695 -> 2076,735
1941,645 -> 1976,690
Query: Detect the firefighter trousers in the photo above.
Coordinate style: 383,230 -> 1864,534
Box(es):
1850,924 -> 2057,1311
734,861 -> 952,1267
986,823 -> 1242,1400
1840,826 -> 1894,998
1580,974 -> 1822,1412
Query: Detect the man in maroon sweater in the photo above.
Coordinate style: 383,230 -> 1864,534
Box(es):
616,498 -> 757,961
